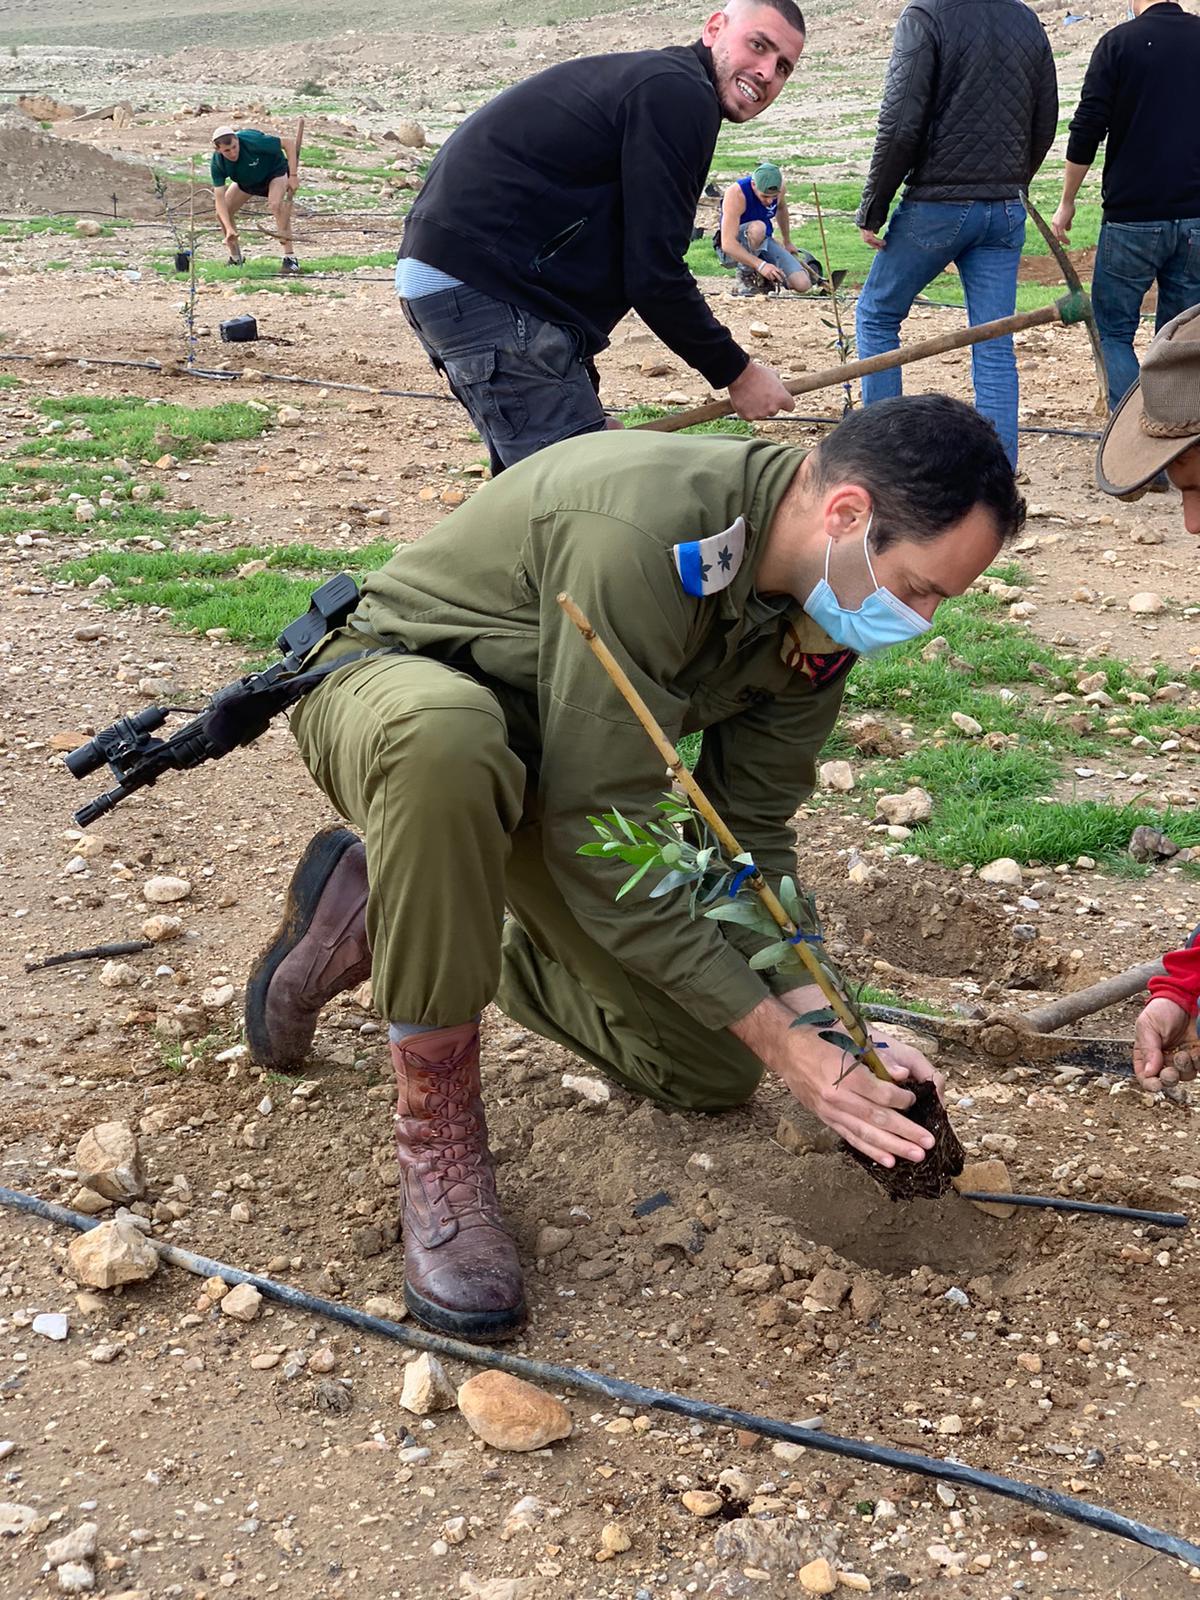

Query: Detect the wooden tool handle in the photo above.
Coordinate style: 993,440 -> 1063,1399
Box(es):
638,297 -> 1068,434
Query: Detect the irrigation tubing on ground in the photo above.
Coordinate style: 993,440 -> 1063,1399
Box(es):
2,1186 -> 1198,1570
759,412 -> 1104,441
0,349 -> 451,403
959,1192 -> 1188,1227
0,350 -> 1101,434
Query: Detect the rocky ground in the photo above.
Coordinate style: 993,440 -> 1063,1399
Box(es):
2,4 -> 1200,1599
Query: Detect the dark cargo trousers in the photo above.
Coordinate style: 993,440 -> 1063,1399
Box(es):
290,650 -> 764,1111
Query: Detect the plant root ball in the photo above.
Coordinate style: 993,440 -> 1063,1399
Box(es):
844,1080 -> 965,1201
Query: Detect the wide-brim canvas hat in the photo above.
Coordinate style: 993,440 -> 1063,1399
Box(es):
1097,303 -> 1200,495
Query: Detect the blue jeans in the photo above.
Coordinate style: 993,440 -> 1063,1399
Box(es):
1091,218 -> 1200,409
856,199 -> 1026,465
399,280 -> 606,475
716,226 -> 804,280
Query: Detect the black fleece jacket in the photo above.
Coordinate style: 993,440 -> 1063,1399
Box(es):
1066,2 -> 1200,224
398,42 -> 750,391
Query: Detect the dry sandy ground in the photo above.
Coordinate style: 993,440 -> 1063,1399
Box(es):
1,6 -> 1199,1600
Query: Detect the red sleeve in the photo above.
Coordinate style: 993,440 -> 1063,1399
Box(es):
1147,944 -> 1200,1017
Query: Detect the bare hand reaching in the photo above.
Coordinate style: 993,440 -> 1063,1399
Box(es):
726,360 -> 795,421
1133,996 -> 1199,1092
1051,200 -> 1075,247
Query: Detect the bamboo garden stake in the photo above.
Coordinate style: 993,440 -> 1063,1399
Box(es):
557,592 -> 885,1074
556,591 -> 965,1200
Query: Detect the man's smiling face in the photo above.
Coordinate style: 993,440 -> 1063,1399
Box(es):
702,3 -> 805,122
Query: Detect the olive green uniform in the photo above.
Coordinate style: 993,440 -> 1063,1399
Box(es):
291,430 -> 851,1110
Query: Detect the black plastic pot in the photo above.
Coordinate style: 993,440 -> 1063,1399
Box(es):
219,315 -> 259,343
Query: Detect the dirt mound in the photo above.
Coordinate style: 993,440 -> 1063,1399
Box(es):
0,122 -> 182,218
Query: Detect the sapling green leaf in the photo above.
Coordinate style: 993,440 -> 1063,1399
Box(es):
579,795 -> 877,1067
790,1007 -> 839,1028
748,940 -> 798,971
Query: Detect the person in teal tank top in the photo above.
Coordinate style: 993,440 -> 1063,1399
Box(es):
715,161 -> 823,295
210,125 -> 300,274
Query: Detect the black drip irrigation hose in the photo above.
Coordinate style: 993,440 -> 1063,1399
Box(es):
960,1192 -> 1188,1227
0,351 -> 1100,435
767,412 -> 1104,441
2,1185 -> 1198,1570
0,349 -> 451,403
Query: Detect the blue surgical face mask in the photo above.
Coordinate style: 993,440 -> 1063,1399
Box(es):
803,516 -> 933,656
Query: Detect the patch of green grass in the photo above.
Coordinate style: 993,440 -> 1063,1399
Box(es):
234,279 -> 334,295
685,236 -> 722,277
28,396 -> 273,462
0,461 -> 138,491
856,984 -> 940,1015
56,541 -> 395,647
0,373 -> 21,390
620,403 -> 756,439
914,798 -> 1200,871
874,741 -> 1059,808
0,216 -> 126,239
686,172 -> 1102,295
825,570 -> 1200,870
152,251 -> 393,283
0,501 -> 211,541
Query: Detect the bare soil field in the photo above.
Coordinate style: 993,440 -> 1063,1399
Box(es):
1,4 -> 1199,1599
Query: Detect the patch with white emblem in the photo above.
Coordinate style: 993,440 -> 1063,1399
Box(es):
672,517 -> 746,597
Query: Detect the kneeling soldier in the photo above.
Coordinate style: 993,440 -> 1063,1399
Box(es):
245,395 -> 1024,1339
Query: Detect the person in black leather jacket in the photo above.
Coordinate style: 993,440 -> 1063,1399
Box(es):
853,0 -> 1057,466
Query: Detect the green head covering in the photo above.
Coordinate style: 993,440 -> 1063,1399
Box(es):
752,162 -> 783,194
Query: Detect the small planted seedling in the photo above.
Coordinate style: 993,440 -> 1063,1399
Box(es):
561,592 -> 963,1201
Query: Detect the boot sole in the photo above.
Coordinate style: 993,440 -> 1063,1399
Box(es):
244,826 -> 362,1069
404,1281 -> 527,1343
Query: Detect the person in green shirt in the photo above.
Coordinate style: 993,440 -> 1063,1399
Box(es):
210,125 -> 300,273
243,394 -> 1024,1341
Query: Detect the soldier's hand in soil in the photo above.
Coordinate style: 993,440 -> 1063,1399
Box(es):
783,1029 -> 936,1167
727,360 -> 795,421
1133,997 -> 1198,1092
870,1028 -> 945,1103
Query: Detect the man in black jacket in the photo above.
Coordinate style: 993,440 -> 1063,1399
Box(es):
395,0 -> 805,473
1052,0 -> 1200,412
853,0 -> 1057,466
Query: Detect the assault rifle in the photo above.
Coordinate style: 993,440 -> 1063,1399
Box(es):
65,573 -> 369,828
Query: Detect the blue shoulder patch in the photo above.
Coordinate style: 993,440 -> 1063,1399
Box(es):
671,517 -> 747,598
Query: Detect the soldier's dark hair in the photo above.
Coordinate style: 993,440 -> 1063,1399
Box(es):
728,0 -> 806,34
809,394 -> 1025,549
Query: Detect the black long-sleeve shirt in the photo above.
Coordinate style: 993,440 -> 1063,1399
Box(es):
399,42 -> 749,390
1066,1 -> 1200,223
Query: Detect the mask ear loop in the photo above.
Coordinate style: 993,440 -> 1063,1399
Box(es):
860,510 -> 879,593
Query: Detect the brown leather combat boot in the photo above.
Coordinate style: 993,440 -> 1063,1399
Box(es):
244,827 -> 371,1069
392,1023 -> 526,1340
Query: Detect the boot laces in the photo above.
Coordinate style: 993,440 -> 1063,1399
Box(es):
403,1063 -> 499,1215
